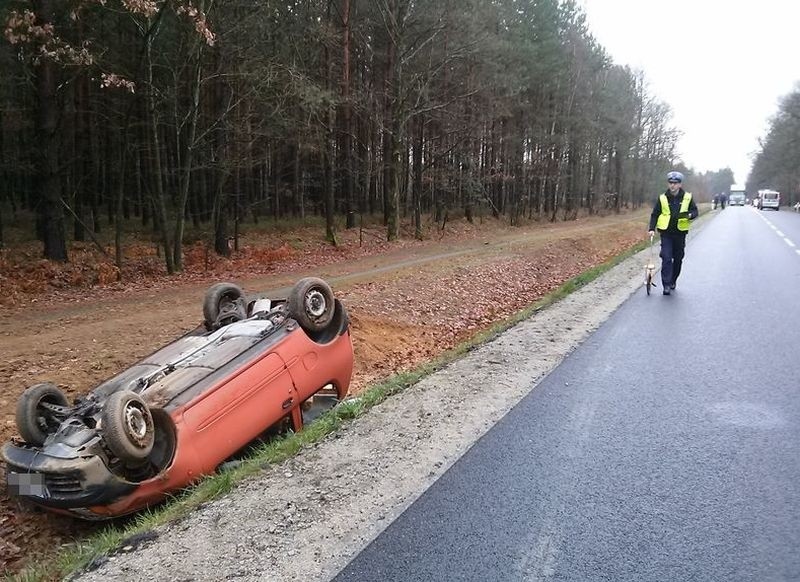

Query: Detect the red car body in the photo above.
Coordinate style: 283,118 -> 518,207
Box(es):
3,278 -> 353,519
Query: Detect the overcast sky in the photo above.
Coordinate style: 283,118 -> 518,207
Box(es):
578,0 -> 800,185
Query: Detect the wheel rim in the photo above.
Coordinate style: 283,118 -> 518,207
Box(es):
304,290 -> 327,319
124,401 -> 150,448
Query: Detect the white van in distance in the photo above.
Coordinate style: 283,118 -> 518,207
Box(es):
757,189 -> 780,211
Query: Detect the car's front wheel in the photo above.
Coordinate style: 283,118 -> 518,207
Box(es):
288,277 -> 335,333
102,390 -> 155,463
15,382 -> 69,446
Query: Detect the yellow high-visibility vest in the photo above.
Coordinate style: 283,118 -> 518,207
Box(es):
656,192 -> 692,231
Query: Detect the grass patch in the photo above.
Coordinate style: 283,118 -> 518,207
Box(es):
5,237 -> 647,582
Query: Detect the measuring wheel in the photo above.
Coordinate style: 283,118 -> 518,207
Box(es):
644,232 -> 657,297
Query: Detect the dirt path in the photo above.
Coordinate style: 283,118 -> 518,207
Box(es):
0,212 -> 647,575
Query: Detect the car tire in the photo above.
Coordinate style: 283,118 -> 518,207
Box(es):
203,282 -> 245,330
102,390 -> 155,463
288,277 -> 335,333
307,299 -> 350,344
15,383 -> 69,446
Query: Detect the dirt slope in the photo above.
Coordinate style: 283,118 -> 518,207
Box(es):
0,212 -> 646,575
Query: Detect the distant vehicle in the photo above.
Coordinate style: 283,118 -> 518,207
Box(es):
728,193 -> 746,206
728,186 -> 746,206
757,189 -> 781,211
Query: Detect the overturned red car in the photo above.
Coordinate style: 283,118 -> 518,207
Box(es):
3,277 -> 353,519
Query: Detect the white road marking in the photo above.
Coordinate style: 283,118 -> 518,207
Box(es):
755,212 -> 799,256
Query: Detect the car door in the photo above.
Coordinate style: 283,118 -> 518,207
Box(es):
182,351 -> 297,472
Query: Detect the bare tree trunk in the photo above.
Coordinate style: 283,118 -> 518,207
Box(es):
207,38 -> 228,256
614,144 -> 623,213
212,173 -> 229,256
173,28 -> 205,271
114,127 -> 130,272
564,144 -> 577,220
382,0 -> 401,241
382,36 -> 394,231
324,0 -> 337,245
33,0 -> 68,262
91,93 -> 105,234
463,68 -> 475,223
144,13 -> 174,274
325,122 -> 337,244
72,73 -> 88,242
341,0 -> 355,229
412,114 -> 424,239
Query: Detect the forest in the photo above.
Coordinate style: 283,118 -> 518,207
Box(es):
748,87 -> 800,203
1,0 -> 688,274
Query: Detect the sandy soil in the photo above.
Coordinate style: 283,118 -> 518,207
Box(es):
0,212 -> 647,576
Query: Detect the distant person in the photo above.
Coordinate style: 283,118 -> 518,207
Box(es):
648,171 -> 699,295
720,193 -> 727,209
712,194 -> 719,210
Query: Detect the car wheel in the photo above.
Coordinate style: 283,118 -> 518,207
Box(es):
15,383 -> 69,446
203,282 -> 245,329
307,299 -> 350,344
288,277 -> 335,333
102,390 -> 155,463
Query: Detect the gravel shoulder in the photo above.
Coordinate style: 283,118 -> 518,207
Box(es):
73,242 -> 652,582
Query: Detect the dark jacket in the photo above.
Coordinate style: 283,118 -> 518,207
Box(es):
648,188 -> 699,233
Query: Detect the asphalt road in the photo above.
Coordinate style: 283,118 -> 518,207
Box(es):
334,207 -> 800,582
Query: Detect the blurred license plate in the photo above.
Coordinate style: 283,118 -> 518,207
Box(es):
7,471 -> 48,497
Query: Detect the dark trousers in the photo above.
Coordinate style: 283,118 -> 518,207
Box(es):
659,231 -> 687,286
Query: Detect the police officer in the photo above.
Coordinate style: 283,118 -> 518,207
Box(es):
648,171 -> 699,295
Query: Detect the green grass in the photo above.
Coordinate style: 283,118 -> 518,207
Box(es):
4,237 -> 648,582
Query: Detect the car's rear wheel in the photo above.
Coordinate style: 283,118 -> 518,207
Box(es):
288,277 -> 335,333
102,390 -> 155,463
203,282 -> 245,329
15,383 -> 69,446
